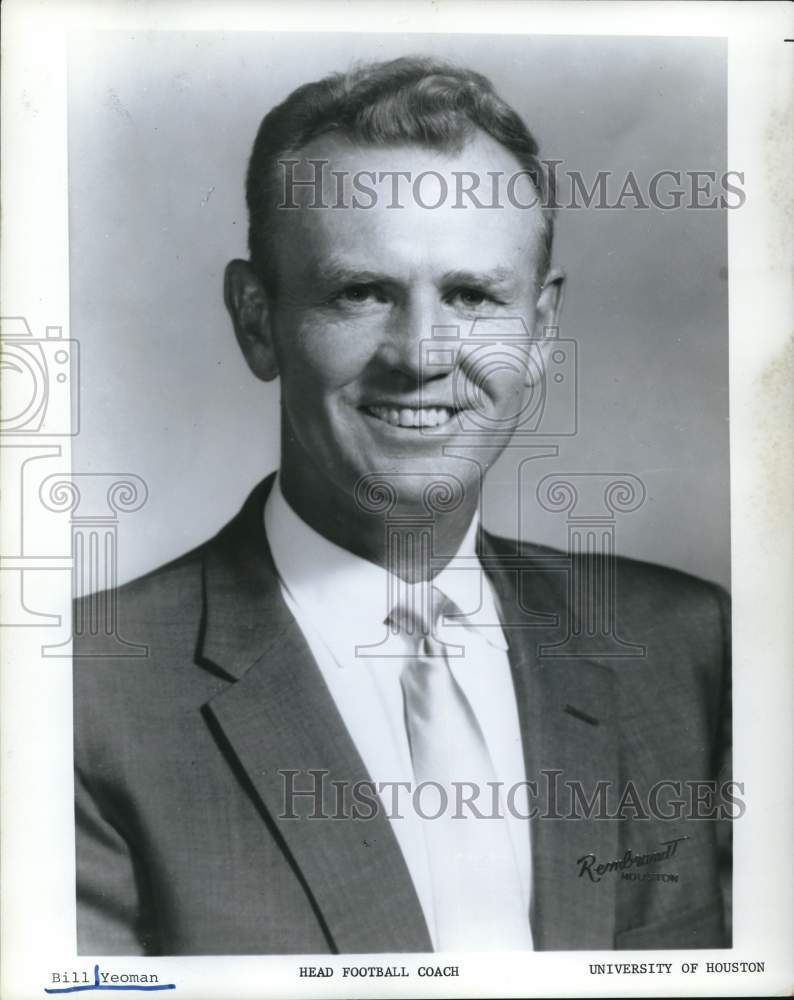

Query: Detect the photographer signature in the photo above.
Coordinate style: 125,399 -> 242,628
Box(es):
577,836 -> 688,883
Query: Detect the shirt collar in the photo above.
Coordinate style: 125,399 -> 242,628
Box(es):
264,475 -> 507,657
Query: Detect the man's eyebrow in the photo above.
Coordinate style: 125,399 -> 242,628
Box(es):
310,262 -> 520,291
441,268 -> 518,291
313,261 -> 396,286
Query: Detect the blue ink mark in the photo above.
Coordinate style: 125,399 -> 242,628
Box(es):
45,965 -> 175,994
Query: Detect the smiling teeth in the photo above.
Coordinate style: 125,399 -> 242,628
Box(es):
366,406 -> 454,428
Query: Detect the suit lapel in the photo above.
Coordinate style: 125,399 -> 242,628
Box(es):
481,531 -> 621,950
199,477 -> 433,953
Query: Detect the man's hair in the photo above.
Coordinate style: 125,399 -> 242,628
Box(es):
245,56 -> 556,293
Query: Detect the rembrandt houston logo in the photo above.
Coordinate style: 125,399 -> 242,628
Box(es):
577,837 -> 687,882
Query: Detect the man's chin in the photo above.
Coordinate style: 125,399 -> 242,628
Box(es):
350,453 -> 482,519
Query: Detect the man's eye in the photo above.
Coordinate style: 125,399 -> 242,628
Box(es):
336,284 -> 381,305
450,288 -> 494,308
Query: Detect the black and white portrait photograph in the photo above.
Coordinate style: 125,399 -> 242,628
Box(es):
69,27 -> 735,955
1,2 -> 791,998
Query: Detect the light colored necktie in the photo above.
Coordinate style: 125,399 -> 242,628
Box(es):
393,587 -> 532,951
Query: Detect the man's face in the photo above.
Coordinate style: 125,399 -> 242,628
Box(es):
229,131 -> 562,515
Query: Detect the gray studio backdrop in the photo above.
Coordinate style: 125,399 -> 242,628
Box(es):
68,31 -> 730,591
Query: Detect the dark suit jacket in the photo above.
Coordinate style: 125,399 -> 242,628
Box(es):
74,475 -> 731,955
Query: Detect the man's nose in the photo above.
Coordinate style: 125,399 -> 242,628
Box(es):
379,295 -> 454,382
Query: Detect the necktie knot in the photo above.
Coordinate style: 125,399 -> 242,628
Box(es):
387,583 -> 448,646
388,585 -> 456,657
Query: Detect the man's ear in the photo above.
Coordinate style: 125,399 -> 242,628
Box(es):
534,267 -> 565,337
524,268 -> 565,389
224,259 -> 279,382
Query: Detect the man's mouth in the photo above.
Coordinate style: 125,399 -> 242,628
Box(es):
364,405 -> 457,429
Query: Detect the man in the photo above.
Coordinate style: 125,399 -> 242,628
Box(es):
74,57 -> 731,955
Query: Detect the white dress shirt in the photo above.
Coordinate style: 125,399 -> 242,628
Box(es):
264,476 -> 531,948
